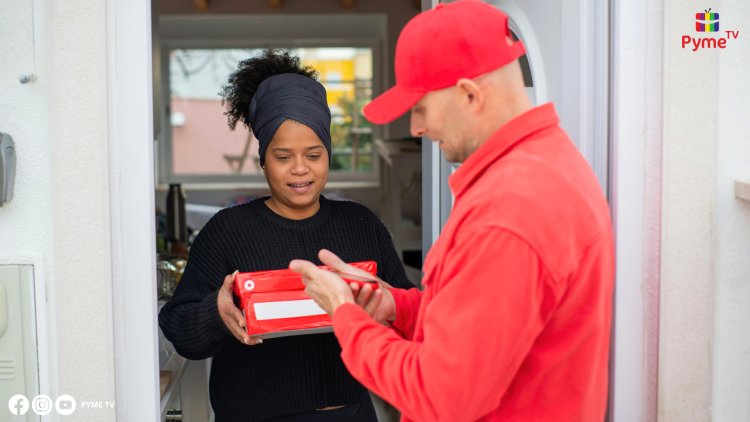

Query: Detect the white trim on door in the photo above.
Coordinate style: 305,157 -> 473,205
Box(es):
107,0 -> 160,420
609,0 -> 662,420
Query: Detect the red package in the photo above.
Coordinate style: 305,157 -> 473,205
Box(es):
233,261 -> 379,338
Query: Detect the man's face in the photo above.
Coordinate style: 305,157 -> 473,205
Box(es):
409,87 -> 471,163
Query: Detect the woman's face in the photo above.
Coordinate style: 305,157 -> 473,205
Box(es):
263,119 -> 329,219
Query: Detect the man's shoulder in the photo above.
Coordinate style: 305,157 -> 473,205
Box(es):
456,147 -> 611,278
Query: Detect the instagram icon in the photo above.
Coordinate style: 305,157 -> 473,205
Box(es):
32,395 -> 53,415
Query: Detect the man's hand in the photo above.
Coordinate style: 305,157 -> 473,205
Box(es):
350,281 -> 397,324
289,256 -> 355,316
317,249 -> 397,324
217,271 -> 262,345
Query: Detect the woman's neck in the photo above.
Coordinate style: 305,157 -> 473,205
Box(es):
264,196 -> 321,220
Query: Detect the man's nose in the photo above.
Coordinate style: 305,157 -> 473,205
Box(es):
410,113 -> 426,137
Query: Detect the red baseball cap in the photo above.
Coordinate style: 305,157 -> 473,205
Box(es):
364,0 -> 526,124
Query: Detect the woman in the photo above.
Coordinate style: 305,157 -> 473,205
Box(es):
158,50 -> 412,422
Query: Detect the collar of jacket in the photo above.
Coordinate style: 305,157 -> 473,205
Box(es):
448,102 -> 560,199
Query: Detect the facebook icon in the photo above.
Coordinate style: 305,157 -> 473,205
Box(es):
8,394 -> 30,416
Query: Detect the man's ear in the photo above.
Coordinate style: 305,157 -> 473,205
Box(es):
456,78 -> 483,111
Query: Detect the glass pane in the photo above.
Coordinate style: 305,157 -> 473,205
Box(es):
168,47 -> 374,177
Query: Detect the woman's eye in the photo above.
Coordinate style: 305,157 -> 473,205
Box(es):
307,154 -> 320,160
276,156 -> 290,161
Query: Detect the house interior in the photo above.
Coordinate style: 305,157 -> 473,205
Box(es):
152,1 -> 425,420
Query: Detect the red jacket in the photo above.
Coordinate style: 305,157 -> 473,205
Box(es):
333,104 -> 615,421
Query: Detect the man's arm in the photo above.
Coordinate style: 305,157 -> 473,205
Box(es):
332,227 -> 562,421
388,287 -> 422,339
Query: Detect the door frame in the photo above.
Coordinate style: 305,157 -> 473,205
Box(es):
108,0 -> 160,420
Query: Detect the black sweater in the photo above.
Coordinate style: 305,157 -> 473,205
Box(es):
158,196 -> 411,421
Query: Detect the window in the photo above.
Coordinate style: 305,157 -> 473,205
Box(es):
160,44 -> 380,186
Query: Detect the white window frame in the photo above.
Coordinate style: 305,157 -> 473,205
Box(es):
157,15 -> 386,187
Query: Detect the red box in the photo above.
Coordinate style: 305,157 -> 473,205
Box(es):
233,261 -> 378,338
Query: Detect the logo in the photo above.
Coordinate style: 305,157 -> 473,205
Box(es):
55,394 -> 77,416
31,395 -> 53,415
695,8 -> 719,32
681,8 -> 740,51
7,394 -> 29,416
244,279 -> 255,291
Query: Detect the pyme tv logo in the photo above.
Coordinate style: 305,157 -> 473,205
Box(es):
682,8 -> 740,51
696,8 -> 719,32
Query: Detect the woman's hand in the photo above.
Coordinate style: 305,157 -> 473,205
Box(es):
217,271 -> 262,345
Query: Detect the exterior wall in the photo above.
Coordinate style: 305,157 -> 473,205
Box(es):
0,0 -> 116,420
660,1 -> 717,420
660,0 -> 750,421
712,1 -> 750,420
48,0 -> 117,417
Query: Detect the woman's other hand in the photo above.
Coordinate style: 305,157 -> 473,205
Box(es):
218,271 -> 263,346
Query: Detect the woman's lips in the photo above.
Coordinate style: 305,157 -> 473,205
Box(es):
288,181 -> 313,194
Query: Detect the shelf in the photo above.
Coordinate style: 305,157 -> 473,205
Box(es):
160,350 -> 188,421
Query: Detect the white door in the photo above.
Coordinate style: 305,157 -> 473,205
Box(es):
422,0 -> 609,249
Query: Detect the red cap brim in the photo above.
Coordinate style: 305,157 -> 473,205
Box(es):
363,86 -> 426,125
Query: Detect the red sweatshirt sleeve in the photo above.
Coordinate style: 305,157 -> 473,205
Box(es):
389,287 -> 422,339
332,227 -> 562,422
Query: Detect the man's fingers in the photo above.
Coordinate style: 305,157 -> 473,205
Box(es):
364,290 -> 383,315
319,249 -> 372,277
318,249 -> 347,270
349,282 -> 360,295
354,283 -> 374,307
289,259 -> 321,282
377,278 -> 393,289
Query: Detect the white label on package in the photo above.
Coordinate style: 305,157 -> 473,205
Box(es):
253,299 -> 327,320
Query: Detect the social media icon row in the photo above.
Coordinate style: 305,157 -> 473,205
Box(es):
8,394 -> 77,416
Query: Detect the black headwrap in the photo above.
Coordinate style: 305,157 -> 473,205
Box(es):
248,73 -> 332,167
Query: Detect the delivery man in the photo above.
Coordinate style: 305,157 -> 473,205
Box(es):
289,1 -> 615,421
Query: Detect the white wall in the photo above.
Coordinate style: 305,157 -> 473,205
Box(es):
0,0 -> 117,420
660,0 -> 717,419
660,0 -> 750,421
712,1 -> 750,420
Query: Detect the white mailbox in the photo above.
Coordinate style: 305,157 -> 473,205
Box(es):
0,265 -> 39,420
